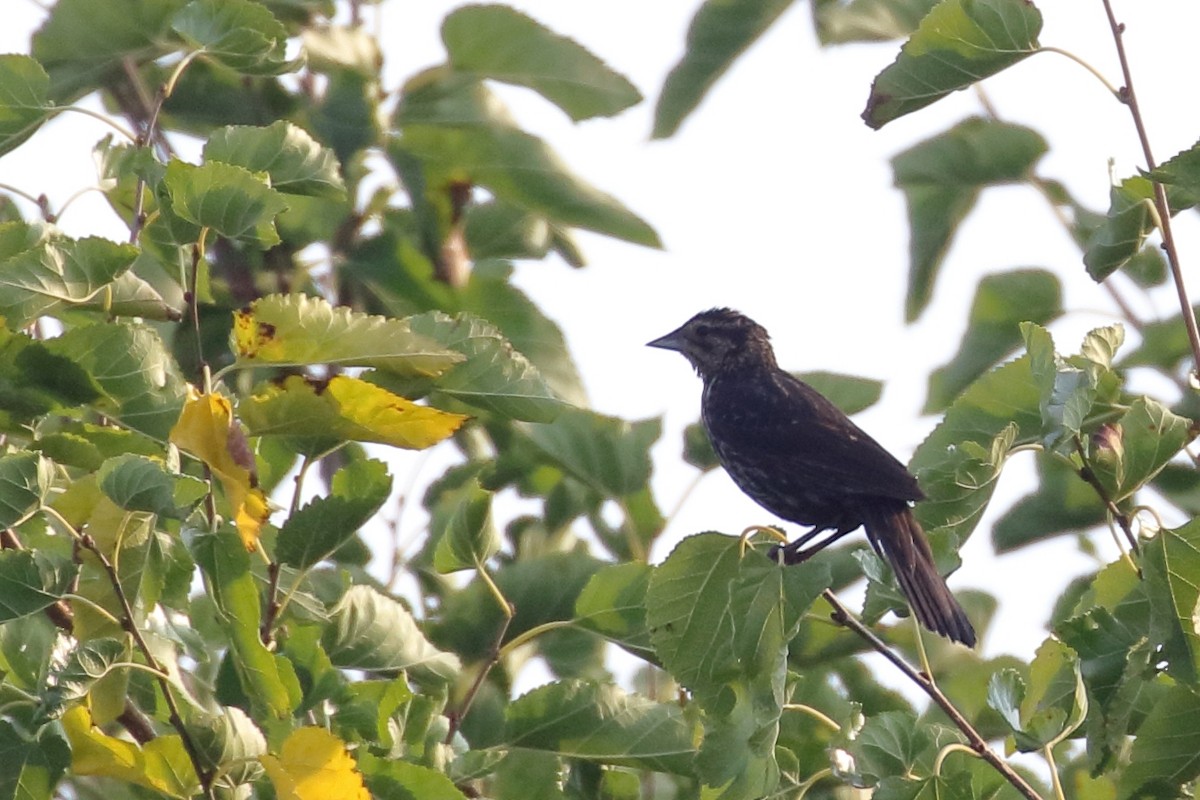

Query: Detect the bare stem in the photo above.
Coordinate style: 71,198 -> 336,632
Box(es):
1072,437 -> 1140,556
1101,0 -> 1200,378
445,608 -> 513,744
822,590 -> 1043,800
1035,47 -> 1121,98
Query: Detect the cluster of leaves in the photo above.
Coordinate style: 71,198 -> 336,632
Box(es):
2,1 -> 1200,800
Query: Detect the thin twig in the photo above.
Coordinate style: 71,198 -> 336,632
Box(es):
444,605 -> 513,744
44,508 -> 215,797
1101,0 -> 1200,378
822,590 -> 1043,800
1072,437 -> 1140,555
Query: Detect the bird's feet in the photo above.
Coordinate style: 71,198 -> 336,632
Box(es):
767,539 -> 812,565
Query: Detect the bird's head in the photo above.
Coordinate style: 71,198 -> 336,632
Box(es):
647,308 -> 778,378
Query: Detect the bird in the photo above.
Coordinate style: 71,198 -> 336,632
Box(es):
647,308 -> 975,646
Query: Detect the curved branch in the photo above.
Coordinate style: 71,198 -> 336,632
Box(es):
821,590 -> 1043,800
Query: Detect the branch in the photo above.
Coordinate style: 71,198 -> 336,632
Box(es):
445,564 -> 515,743
43,507 -> 215,797
1101,0 -> 1200,378
821,590 -> 1044,800
1072,437 -> 1140,556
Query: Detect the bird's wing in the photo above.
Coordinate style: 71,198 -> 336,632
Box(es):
704,369 -> 923,502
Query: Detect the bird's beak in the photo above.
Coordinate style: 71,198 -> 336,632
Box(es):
646,327 -> 686,352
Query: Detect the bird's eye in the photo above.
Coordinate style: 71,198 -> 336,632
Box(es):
693,323 -> 712,338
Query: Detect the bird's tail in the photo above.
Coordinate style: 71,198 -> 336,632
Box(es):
862,503 -> 976,647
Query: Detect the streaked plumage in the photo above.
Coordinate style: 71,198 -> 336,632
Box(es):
648,308 -> 975,646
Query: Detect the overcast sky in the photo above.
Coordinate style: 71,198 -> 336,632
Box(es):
3,1 -> 1200,660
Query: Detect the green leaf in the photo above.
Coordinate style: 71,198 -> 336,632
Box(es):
812,0 -> 940,44
96,454 -> 206,518
1021,322 -> 1124,451
164,159 -> 289,247
1056,561 -> 1153,772
990,640 -> 1087,752
1088,398 -> 1193,504
464,201 -> 552,261
1082,177 -> 1192,281
891,119 -> 1048,321
392,118 -> 659,249
47,637 -> 130,709
926,270 -> 1061,413
992,453 -> 1106,553
359,753 -> 468,800
31,0 -> 183,101
89,268 -> 178,321
1118,683 -> 1200,799
682,421 -> 718,472
46,322 -> 188,439
489,750 -> 563,800
574,561 -> 656,663
1146,137 -> 1200,204
171,0 -> 299,76
188,707 -> 267,787
459,261 -> 586,409
504,679 -> 697,775
334,676 -> 412,746
910,355 -> 1042,544
276,459 -> 392,570
0,721 -> 70,800
527,407 -> 659,498
432,479 -> 498,573
645,532 -> 827,708
1142,521 -> 1200,687
191,529 -> 301,717
442,5 -> 640,122
232,293 -> 463,377
0,549 -> 76,623
0,233 -> 140,328
323,584 -> 461,683
862,0 -> 1042,128
0,327 -> 103,429
851,710 -> 934,782
203,121 -> 346,198
0,54 -> 53,157
797,370 -> 884,416
302,24 -> 381,77
652,0 -> 795,139
986,669 -> 1025,739
311,70 -> 379,164
0,452 -> 53,529
402,308 -> 568,422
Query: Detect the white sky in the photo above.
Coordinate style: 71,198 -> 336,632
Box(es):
3,1 -> 1200,662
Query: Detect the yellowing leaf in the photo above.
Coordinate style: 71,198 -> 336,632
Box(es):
62,705 -> 198,798
261,727 -> 369,800
241,374 -> 468,450
231,294 -> 464,377
169,387 -> 269,549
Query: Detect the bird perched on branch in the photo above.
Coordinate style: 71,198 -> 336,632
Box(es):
648,308 -> 975,646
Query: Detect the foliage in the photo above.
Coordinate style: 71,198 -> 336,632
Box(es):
0,2 -> 1198,800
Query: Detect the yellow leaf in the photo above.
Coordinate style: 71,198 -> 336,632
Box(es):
261,727 -> 369,800
169,386 -> 269,549
63,705 -> 198,798
232,294 -> 463,377
242,374 -> 469,450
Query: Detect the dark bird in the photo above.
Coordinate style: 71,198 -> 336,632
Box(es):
648,308 -> 975,646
